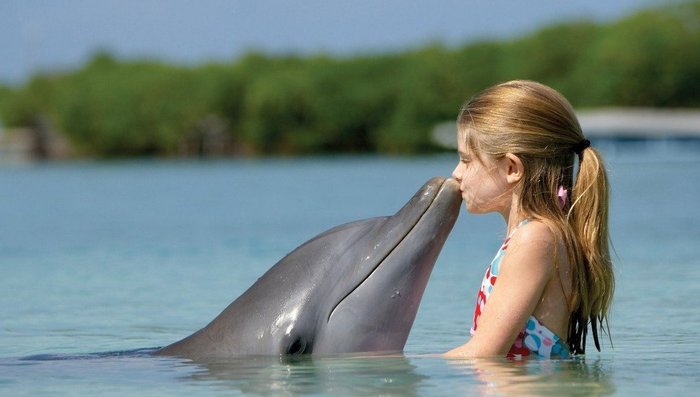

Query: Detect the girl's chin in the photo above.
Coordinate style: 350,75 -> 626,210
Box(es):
465,203 -> 479,213
465,203 -> 488,214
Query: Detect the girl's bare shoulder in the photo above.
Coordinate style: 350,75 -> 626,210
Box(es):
504,219 -> 558,274
512,219 -> 557,246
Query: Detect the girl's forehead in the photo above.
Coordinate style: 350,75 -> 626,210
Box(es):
458,124 -> 477,141
456,136 -> 470,157
457,127 -> 477,154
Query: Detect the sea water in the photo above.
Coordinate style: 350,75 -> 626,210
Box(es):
1,141 -> 699,396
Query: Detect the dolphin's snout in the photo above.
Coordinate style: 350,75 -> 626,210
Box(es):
440,178 -> 460,195
431,177 -> 463,209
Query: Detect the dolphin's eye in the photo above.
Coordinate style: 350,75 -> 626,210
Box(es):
286,338 -> 308,355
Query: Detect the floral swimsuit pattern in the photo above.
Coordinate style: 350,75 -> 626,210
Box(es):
471,219 -> 571,359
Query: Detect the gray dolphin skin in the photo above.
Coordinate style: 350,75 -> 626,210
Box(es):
157,177 -> 461,359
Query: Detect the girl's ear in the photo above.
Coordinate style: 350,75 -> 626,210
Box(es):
504,153 -> 524,184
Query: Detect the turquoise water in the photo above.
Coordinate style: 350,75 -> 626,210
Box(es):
1,142 -> 699,396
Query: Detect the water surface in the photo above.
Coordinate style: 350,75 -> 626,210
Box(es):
1,142 -> 699,395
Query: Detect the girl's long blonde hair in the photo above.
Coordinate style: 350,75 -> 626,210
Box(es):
458,80 -> 613,354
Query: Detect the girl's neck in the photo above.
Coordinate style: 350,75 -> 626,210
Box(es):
502,194 -> 529,236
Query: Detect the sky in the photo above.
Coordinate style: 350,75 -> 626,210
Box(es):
1,0 -> 660,85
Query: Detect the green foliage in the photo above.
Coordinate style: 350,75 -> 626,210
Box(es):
567,3 -> 700,107
0,75 -> 62,127
0,0 -> 698,157
504,21 -> 602,92
52,56 -> 216,156
0,85 -> 14,126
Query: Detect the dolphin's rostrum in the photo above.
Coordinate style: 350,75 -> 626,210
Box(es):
157,177 -> 461,359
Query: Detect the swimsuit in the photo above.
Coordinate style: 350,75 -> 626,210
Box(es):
471,219 -> 571,359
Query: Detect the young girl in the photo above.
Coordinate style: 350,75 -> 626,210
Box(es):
444,80 -> 614,359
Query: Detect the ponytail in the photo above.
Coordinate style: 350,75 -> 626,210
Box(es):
568,146 -> 614,354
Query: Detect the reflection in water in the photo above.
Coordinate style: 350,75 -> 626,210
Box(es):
5,351 -> 616,396
446,356 -> 615,396
185,354 -> 426,396
173,353 -> 615,396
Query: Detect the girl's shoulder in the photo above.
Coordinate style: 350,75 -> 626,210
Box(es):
503,219 -> 559,275
512,218 -> 557,246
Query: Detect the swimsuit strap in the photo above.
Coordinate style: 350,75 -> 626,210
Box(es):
501,218 -> 531,249
508,218 -> 531,238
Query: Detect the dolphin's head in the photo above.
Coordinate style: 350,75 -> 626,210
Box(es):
158,177 -> 461,359
269,176 -> 462,356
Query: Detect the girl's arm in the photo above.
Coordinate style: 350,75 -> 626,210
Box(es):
444,222 -> 556,357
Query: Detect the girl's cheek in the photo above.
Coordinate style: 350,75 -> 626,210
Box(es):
461,169 -> 473,188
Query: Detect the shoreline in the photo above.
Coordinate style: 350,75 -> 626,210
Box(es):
2,108 -> 700,161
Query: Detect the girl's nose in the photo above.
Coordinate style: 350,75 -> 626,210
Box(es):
451,164 -> 462,181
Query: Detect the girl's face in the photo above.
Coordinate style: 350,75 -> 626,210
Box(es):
451,131 -> 513,216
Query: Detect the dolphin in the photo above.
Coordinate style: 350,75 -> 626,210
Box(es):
157,177 -> 461,359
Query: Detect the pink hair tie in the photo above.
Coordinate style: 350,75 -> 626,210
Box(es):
557,186 -> 568,210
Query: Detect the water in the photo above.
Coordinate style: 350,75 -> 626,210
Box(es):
1,142 -> 699,396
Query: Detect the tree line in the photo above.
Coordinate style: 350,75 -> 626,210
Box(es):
1,0 -> 698,157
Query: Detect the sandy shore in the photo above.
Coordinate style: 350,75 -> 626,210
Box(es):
576,108 -> 700,138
